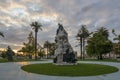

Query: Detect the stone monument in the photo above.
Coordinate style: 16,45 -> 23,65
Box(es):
53,23 -> 77,65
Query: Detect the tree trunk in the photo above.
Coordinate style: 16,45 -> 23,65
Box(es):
46,47 -> 48,59
35,31 -> 37,60
83,38 -> 85,60
97,56 -> 99,60
80,37 -> 83,60
109,52 -> 111,59
99,54 -> 103,60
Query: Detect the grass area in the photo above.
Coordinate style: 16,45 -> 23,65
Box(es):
21,63 -> 118,77
0,57 -> 120,63
0,58 -> 45,63
0,59 -> 9,63
79,59 -> 120,63
14,59 -> 45,62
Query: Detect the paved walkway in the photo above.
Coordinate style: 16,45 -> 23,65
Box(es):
0,60 -> 120,80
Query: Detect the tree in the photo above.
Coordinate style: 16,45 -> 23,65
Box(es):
38,48 -> 45,59
44,41 -> 51,58
30,21 -> 42,60
1,50 -> 7,58
76,33 -> 83,59
112,29 -> 120,56
76,25 -> 90,60
113,43 -> 120,56
49,43 -> 55,56
86,27 -> 113,60
43,41 -> 55,58
6,46 -> 15,61
19,32 -> 35,59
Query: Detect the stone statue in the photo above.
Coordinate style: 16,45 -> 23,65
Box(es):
53,23 -> 77,65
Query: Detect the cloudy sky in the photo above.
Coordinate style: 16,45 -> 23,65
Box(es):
0,0 -> 120,52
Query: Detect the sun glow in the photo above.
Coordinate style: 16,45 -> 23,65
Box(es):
0,48 -> 20,54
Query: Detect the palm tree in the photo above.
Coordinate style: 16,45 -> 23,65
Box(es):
0,32 -> 4,37
81,25 -> 90,60
30,21 -> 42,60
76,25 -> 90,60
95,27 -> 109,60
76,33 -> 83,59
97,27 -> 109,38
86,27 -> 112,60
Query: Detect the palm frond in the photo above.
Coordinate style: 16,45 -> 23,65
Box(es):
30,21 -> 42,31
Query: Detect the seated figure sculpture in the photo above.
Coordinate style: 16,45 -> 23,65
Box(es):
53,23 -> 77,65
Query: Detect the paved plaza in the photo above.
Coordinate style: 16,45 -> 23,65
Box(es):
0,60 -> 120,80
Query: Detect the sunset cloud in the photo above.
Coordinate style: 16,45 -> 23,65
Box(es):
0,0 -> 120,53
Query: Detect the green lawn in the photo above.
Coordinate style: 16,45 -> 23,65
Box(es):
0,59 -> 9,63
21,63 -> 118,77
0,59 -> 45,63
14,59 -> 45,62
79,59 -> 120,63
